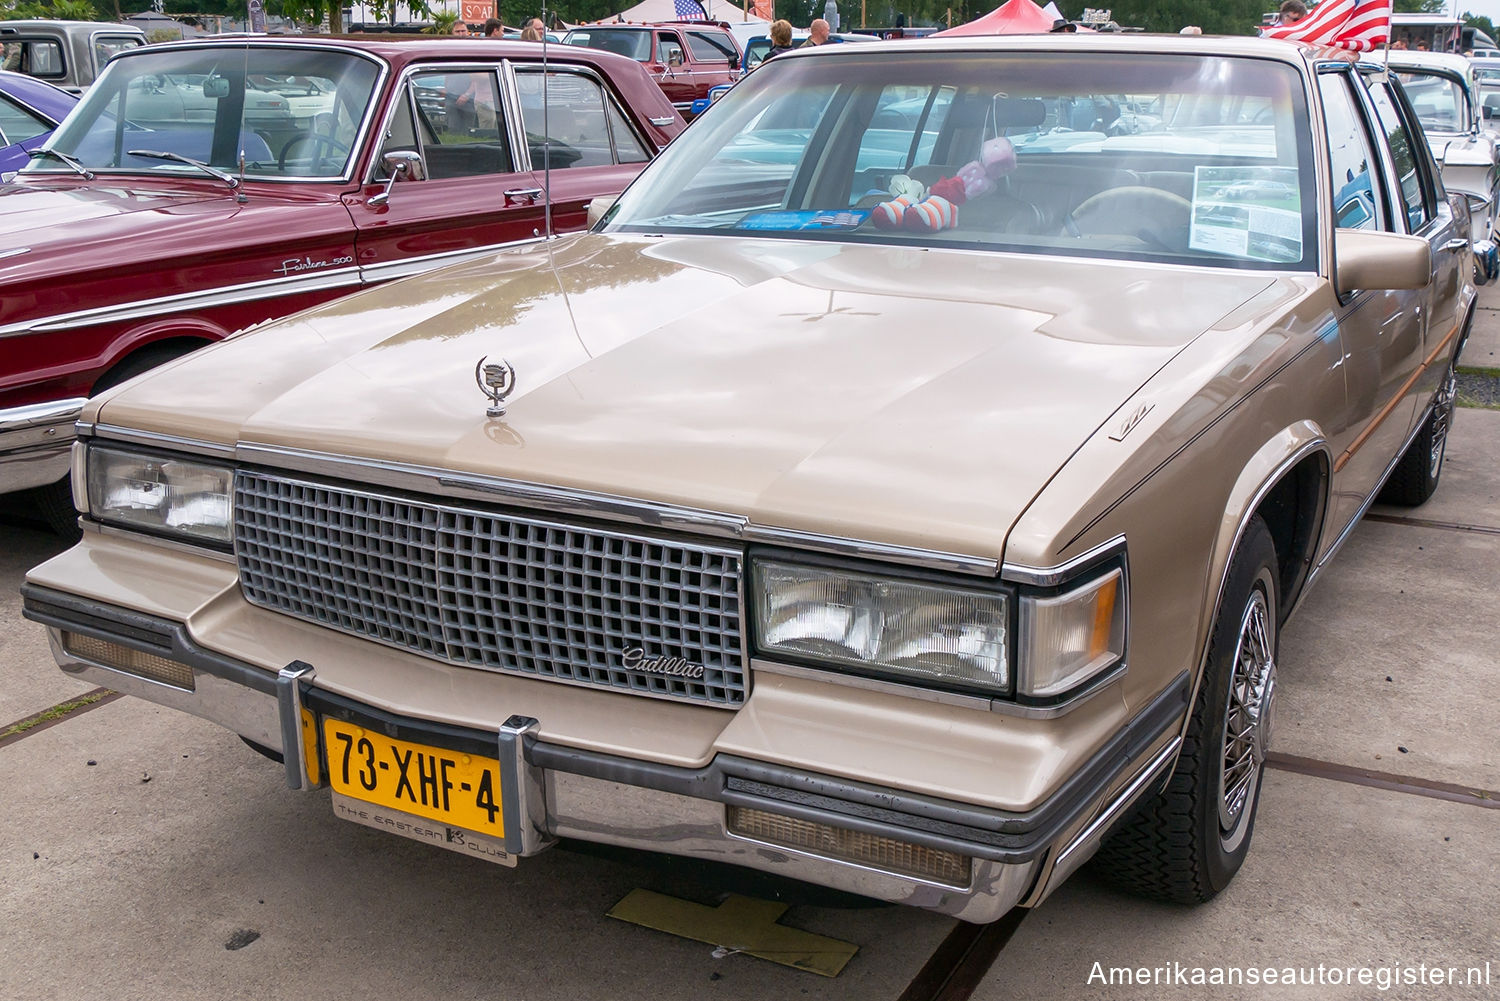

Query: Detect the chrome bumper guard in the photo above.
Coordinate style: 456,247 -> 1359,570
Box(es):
0,397 -> 87,494
22,584 -> 1187,923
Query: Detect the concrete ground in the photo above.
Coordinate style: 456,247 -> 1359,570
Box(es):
3,350 -> 1497,999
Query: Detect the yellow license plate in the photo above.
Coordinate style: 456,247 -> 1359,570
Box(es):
322,717 -> 505,839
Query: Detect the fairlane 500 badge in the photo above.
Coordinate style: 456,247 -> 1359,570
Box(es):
273,254 -> 353,276
475,356 -> 517,418
622,647 -> 705,679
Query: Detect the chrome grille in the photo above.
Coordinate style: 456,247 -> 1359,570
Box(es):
235,472 -> 747,706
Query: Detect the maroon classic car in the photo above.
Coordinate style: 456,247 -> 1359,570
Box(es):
0,35 -> 682,532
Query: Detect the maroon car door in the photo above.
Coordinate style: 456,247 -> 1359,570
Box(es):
511,65 -> 654,232
345,64 -> 547,283
653,32 -> 696,115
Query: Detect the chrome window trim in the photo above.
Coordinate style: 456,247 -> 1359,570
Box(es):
510,61 -> 655,167
366,60 -> 523,186
33,41 -> 391,187
0,266 -> 363,340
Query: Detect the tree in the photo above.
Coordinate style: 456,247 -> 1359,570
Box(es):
1463,12 -> 1496,43
1393,0 -> 1444,12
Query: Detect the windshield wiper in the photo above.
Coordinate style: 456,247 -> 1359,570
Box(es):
26,147 -> 94,180
126,149 -> 247,203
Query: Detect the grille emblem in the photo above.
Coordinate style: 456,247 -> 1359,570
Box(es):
475,356 -> 517,418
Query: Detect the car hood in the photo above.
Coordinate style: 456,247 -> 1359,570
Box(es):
0,180 -> 228,239
96,234 -> 1274,561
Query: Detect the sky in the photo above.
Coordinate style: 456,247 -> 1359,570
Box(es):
1456,1 -> 1500,25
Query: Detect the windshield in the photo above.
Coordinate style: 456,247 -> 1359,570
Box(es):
34,45 -> 380,180
605,50 -> 1316,270
563,30 -> 651,62
1395,70 -> 1469,133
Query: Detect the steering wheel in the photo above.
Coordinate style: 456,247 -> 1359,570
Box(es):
278,133 -> 352,171
1065,186 -> 1192,253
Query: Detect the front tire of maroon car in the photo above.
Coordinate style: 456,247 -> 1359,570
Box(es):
1091,515 -> 1279,904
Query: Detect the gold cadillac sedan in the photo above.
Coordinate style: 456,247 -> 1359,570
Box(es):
24,35 -> 1472,922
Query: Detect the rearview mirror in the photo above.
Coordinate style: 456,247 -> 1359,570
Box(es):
202,76 -> 230,99
1333,229 -> 1431,296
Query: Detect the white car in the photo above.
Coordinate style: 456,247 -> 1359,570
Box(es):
1383,49 -> 1500,281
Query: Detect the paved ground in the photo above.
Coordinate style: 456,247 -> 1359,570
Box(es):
2,352 -> 1497,999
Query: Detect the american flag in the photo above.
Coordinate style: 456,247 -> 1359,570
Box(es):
673,0 -> 708,19
1262,0 -> 1391,51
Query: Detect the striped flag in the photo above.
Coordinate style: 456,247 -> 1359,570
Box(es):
1262,0 -> 1391,51
673,0 -> 708,19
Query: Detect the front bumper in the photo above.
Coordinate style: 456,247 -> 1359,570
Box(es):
0,397 -> 86,494
22,583 -> 1187,923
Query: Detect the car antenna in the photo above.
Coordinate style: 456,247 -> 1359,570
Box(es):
541,0 -> 554,241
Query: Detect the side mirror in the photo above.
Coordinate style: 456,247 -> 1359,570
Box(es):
1465,191 -> 1493,216
587,194 -> 617,228
368,150 -> 427,208
667,50 -> 684,67
1333,229 -> 1431,295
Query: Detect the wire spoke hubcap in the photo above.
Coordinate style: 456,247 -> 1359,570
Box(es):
1430,366 -> 1457,480
1219,586 -> 1275,840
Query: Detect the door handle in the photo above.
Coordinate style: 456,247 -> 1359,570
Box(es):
504,187 -> 544,203
1443,238 -> 1469,252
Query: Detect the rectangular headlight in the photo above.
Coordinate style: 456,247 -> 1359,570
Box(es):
752,560 -> 1010,694
1018,568 -> 1125,699
87,446 -> 233,545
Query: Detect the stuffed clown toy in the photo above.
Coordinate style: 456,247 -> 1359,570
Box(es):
871,137 -> 1018,232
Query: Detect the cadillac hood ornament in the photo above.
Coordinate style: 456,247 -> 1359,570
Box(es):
475,356 -> 517,418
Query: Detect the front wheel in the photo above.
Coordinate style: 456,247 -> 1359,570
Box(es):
1092,516 -> 1279,904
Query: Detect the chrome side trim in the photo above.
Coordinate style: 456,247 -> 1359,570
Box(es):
0,396 -> 86,433
749,524 -> 998,576
89,425 -> 238,458
1048,735 -> 1182,880
355,237 -> 545,285
0,267 -> 363,340
89,437 -> 1002,576
1001,533 -> 1127,587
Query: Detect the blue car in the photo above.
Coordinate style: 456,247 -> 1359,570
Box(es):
0,69 -> 77,181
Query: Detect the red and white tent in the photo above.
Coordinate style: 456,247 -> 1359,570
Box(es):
934,0 -> 1056,36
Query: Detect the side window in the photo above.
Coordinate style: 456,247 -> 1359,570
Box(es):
658,36 -> 685,66
0,92 -> 54,145
1367,79 -> 1430,231
375,86 -> 421,180
686,31 -> 735,65
411,69 -> 512,179
2,39 -> 65,79
1319,72 -> 1384,232
517,69 -> 647,168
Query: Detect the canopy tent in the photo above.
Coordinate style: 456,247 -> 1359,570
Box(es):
933,0 -> 1055,36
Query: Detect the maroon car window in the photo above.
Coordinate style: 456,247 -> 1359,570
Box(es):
409,69 -> 512,179
563,29 -> 651,62
516,68 -> 648,168
658,36 -> 685,65
1318,72 -> 1384,232
685,31 -> 736,64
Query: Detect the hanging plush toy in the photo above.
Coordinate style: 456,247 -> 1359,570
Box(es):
871,137 -> 1019,233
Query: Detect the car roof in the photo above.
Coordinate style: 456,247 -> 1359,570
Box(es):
1380,49 -> 1473,73
767,31 -> 1316,65
115,34 -> 649,74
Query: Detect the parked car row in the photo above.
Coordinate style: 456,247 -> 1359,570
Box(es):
19,34 -> 1474,928
0,36 -> 683,532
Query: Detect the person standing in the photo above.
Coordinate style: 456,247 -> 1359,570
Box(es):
521,17 -> 546,41
764,19 -> 795,60
806,18 -> 830,45
482,17 -> 503,36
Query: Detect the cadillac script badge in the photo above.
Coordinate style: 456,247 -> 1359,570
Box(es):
475,356 -> 517,418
